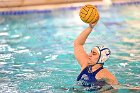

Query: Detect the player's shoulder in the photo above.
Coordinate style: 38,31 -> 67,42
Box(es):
98,68 -> 113,77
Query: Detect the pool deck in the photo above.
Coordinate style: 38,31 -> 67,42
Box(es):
0,0 -> 139,12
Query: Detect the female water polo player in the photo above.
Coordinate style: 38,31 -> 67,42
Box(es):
73,21 -> 118,91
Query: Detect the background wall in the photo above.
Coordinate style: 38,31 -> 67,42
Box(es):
0,0 -> 101,7
0,0 -> 138,8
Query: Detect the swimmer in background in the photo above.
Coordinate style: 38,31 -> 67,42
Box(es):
73,21 -> 118,91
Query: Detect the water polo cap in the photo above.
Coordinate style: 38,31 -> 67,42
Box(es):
94,46 -> 111,64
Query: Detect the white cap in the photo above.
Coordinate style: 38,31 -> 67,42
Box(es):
94,46 -> 111,64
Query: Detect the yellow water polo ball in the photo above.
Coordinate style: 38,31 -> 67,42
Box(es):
79,4 -> 99,23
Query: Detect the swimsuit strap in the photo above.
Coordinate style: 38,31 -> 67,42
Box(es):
92,66 -> 103,75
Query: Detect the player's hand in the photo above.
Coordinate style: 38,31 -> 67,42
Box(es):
89,21 -> 98,29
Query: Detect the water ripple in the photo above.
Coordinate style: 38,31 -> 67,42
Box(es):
45,54 -> 58,61
0,31 -> 9,36
0,82 -> 18,93
14,49 -> 30,53
22,69 -> 34,72
0,53 -> 12,60
0,70 -> 13,74
12,65 -> 22,69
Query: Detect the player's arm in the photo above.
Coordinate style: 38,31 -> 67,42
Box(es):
74,22 -> 97,67
103,69 -> 119,85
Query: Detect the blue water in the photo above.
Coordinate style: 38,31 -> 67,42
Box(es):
0,4 -> 140,93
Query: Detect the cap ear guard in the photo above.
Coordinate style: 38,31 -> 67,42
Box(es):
105,49 -> 111,56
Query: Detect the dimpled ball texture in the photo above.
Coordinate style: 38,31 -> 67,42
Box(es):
79,4 -> 99,23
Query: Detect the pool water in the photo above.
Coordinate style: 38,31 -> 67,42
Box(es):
0,4 -> 140,93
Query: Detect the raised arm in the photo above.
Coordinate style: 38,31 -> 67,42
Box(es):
74,22 -> 97,68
